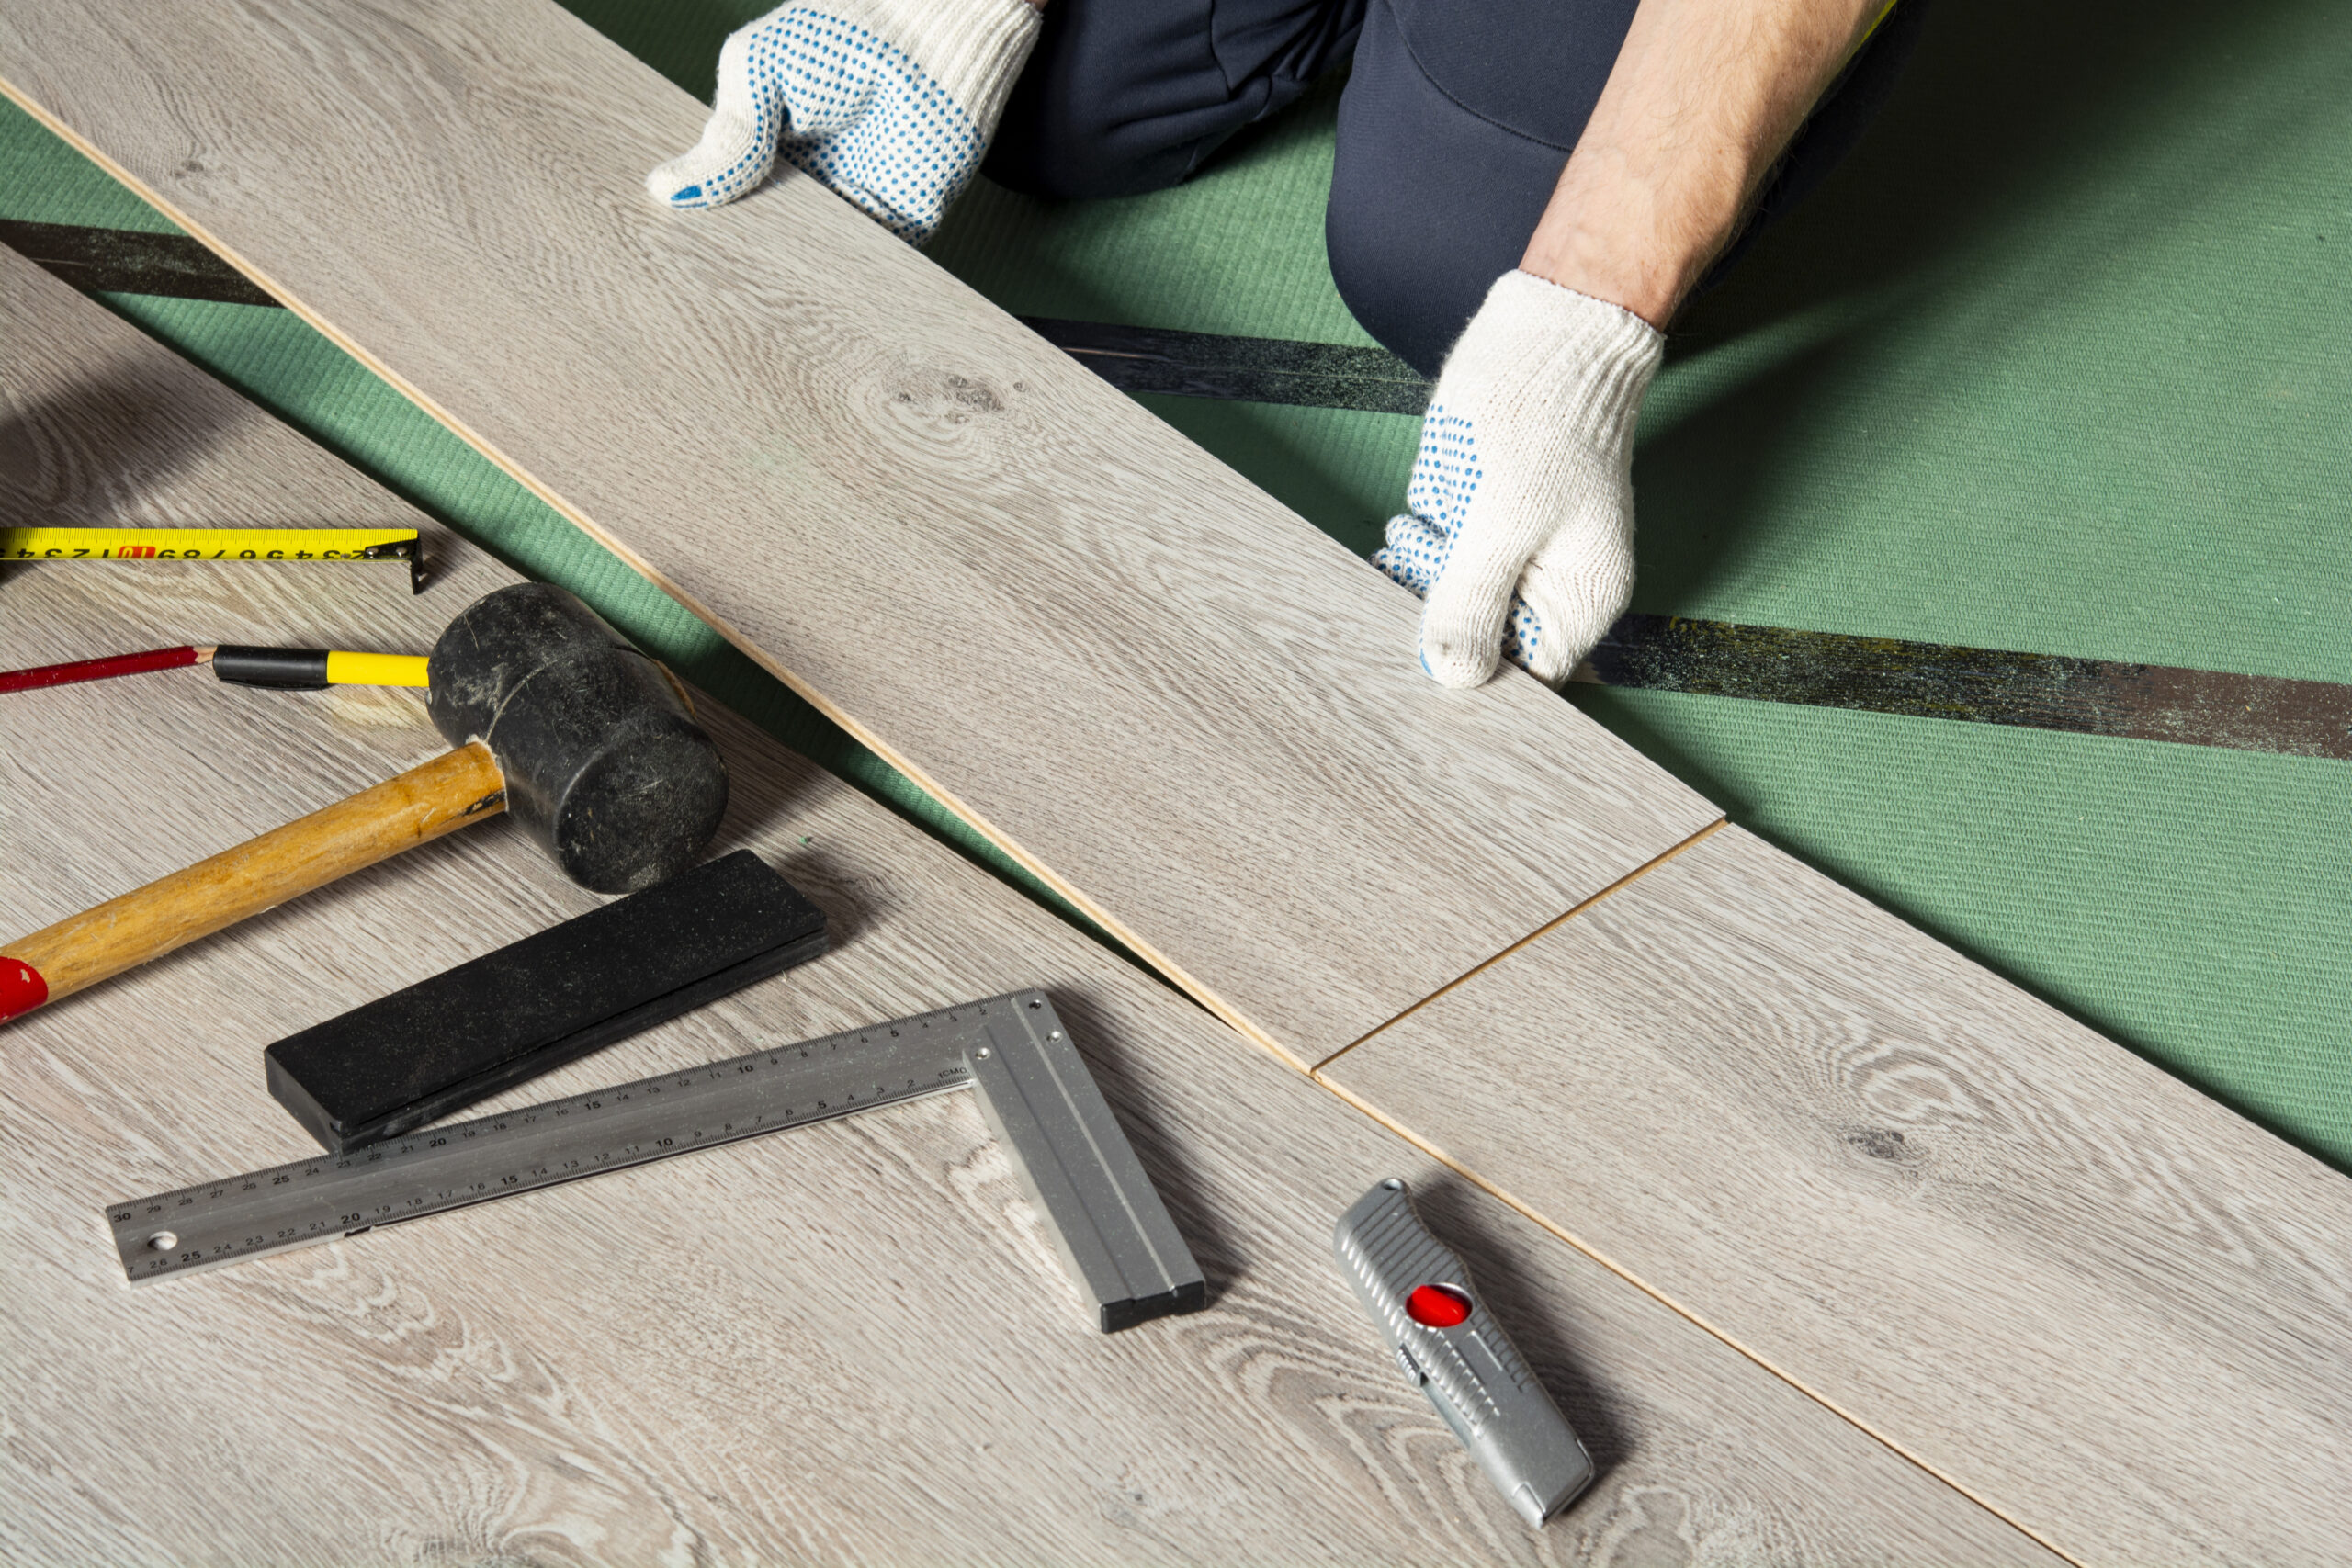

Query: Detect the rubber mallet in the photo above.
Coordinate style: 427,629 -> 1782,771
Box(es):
0,583 -> 729,1024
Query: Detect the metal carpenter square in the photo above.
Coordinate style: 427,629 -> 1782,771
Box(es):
969,1001 -> 1207,1331
108,992 -> 1205,1334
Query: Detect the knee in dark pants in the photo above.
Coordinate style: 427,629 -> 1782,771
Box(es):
1325,175 -> 1522,383
1324,0 -> 1623,378
1328,0 -> 1925,374
1324,114 -> 1566,379
1325,195 -> 1437,383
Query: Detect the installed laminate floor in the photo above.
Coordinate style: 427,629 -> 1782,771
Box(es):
1320,824 -> 2352,1564
0,249 -> 2058,1564
11,14 -> 2337,1558
0,0 -> 1721,1073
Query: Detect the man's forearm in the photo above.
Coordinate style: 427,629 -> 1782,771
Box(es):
1522,0 -> 1890,326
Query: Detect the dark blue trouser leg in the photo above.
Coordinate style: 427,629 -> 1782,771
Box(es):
1326,0 -> 1641,377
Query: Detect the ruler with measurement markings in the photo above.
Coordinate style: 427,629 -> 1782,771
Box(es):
107,991 -> 1205,1332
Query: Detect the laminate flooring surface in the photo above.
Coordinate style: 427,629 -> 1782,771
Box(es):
0,0 -> 1721,1071
1321,824 -> 2352,1564
0,252 -> 2061,1565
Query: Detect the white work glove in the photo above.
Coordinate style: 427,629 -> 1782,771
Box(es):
1374,270 -> 1665,688
646,0 -> 1042,243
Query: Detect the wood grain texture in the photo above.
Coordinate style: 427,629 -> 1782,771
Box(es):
0,254 -> 2056,1565
0,0 -> 1722,1070
1321,824 -> 2352,1564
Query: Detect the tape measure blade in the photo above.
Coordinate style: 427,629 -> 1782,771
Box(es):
0,526 -> 420,562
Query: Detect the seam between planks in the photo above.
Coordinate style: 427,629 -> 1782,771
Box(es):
1310,816 -> 1729,1074
1306,813 -> 2082,1561
1306,1071 -> 2087,1567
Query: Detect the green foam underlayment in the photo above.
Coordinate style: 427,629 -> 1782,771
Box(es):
5,0 -> 2348,1168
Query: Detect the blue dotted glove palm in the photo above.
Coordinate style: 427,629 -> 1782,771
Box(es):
648,0 -> 1041,244
1374,272 -> 1664,688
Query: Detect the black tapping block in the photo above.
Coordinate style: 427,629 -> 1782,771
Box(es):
266,851 -> 826,1152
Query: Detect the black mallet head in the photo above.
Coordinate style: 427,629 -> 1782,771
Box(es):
427,583 -> 729,894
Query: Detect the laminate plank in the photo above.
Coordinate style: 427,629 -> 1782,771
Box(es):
0,255 -> 2057,1565
1321,824 -> 2352,1564
0,0 -> 1722,1070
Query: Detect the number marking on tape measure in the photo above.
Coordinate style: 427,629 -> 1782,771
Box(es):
4,527 -> 427,592
3,526 -> 420,561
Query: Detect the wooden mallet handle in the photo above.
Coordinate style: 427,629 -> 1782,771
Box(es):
0,743 -> 505,1023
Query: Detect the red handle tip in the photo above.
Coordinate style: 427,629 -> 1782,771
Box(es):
0,958 -> 47,1022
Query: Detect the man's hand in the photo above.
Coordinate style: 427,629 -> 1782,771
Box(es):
1382,0 -> 1893,686
1376,274 -> 1661,688
647,0 -> 1043,244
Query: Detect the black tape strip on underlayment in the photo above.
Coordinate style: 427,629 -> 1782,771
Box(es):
10,217 -> 2344,761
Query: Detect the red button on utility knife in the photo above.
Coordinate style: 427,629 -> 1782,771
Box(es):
1406,1282 -> 1472,1327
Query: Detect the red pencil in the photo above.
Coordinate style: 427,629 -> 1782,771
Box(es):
3,644 -> 432,693
0,644 -> 210,694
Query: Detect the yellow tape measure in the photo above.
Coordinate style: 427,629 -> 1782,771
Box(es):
1,527 -> 424,592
